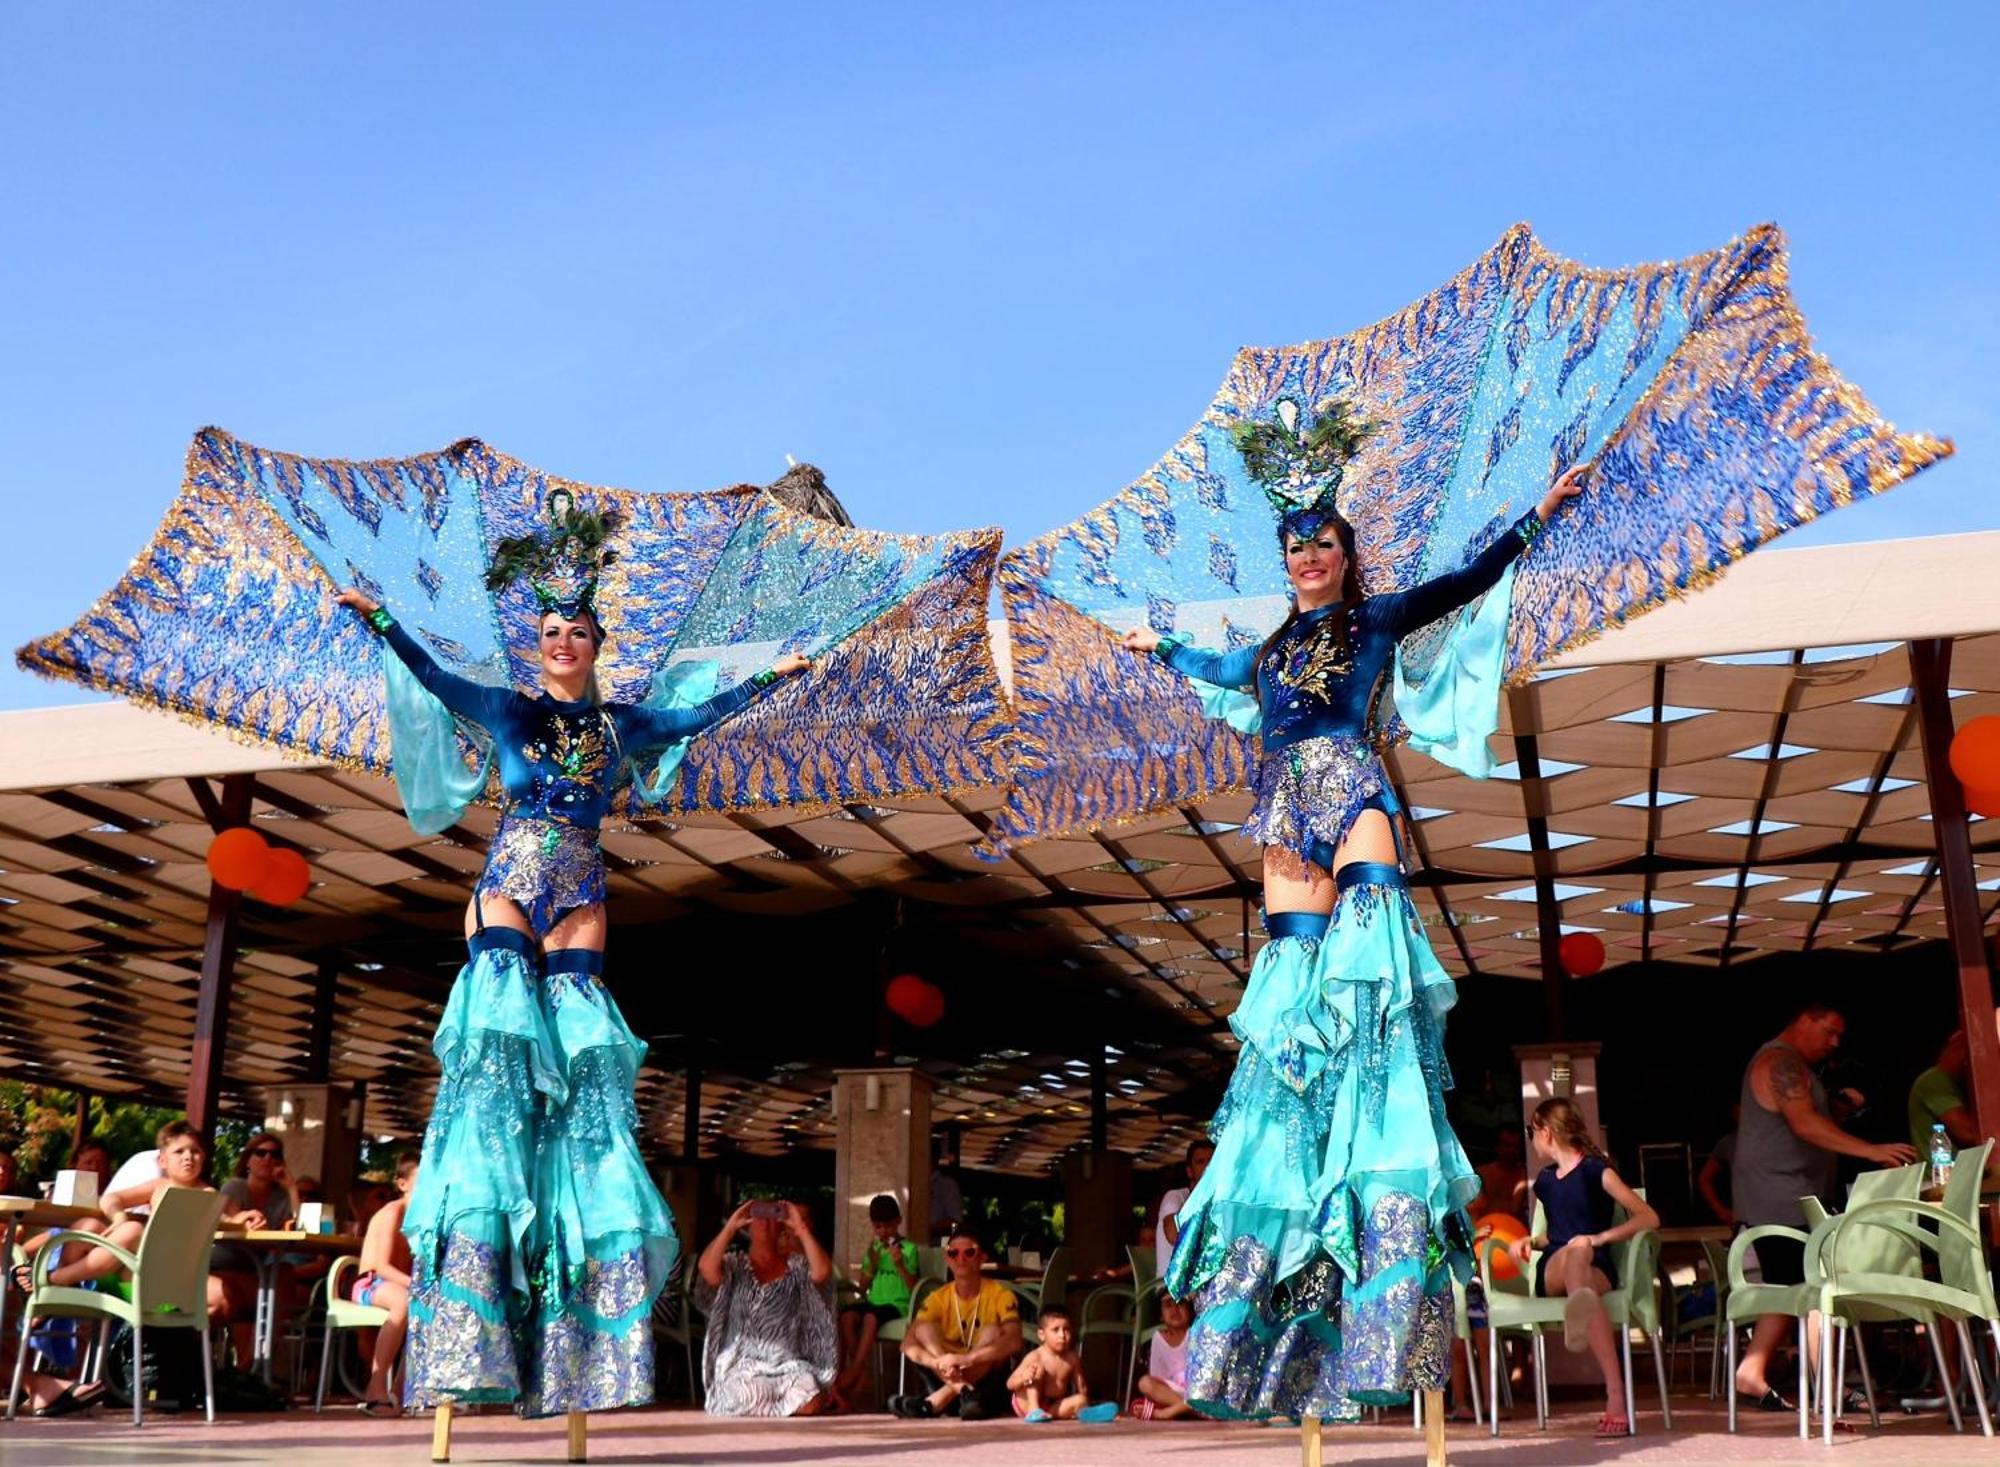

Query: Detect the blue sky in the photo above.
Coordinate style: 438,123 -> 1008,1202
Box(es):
3,2 -> 1994,709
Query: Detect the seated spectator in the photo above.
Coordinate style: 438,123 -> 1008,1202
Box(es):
835,1193 -> 919,1407
697,1199 -> 837,1417
19,1138 -> 117,1272
212,1131 -> 302,1365
351,1153 -> 418,1417
294,1175 -> 324,1207
891,1224 -> 1021,1419
34,1121 -> 263,1337
1910,1029 -> 1981,1156
1697,1107 -> 1741,1227
1131,1294 -> 1199,1419
0,1328 -> 105,1417
1155,1139 -> 1213,1270
1511,1099 -> 1658,1438
1472,1127 -> 1529,1222
1007,1302 -> 1115,1422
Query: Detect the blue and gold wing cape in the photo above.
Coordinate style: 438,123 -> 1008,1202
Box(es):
17,428 -> 1010,816
985,224 -> 1952,855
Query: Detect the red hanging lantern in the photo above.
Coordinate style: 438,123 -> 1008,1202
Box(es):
1949,715 -> 2000,791
885,973 -> 945,1028
206,827 -> 273,892
1558,931 -> 1606,978
250,847 -> 312,906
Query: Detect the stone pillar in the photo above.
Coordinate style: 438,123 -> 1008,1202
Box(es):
832,1068 -> 932,1277
255,1082 -> 362,1219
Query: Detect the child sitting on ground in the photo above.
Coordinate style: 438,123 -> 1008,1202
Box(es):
835,1193 -> 919,1407
1006,1302 -> 1117,1422
1130,1294 -> 1199,1419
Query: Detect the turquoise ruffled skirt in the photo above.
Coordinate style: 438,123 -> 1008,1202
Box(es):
1162,864 -> 1477,1422
403,932 -> 678,1417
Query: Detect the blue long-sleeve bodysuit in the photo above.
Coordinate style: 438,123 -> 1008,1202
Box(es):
378,614 -> 768,932
1153,515 -> 1539,869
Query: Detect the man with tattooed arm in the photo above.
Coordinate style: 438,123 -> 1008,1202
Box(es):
1729,1001 -> 1918,1411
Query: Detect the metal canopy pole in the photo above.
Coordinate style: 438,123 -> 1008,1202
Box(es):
1910,639 -> 2000,1138
188,773 -> 254,1154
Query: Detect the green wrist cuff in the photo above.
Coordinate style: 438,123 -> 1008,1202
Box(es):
1515,513 -> 1545,548
752,668 -> 779,690
1151,634 -> 1183,662
364,607 -> 395,634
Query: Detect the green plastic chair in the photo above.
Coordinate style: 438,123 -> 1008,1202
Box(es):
915,1244 -> 945,1281
314,1255 -> 392,1411
7,1185 -> 226,1426
885,1274 -> 947,1394
1078,1277 -> 1137,1399
1482,1200 -> 1667,1436
1127,1245 -> 1158,1295
1006,1245 -> 1071,1345
1815,1142 -> 1997,1444
650,1266 -> 705,1405
1724,1162 -> 1924,1440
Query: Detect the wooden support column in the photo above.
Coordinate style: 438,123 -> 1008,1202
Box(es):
72,1090 -> 90,1154
187,773 -> 254,1154
1509,690 -> 1569,1041
1911,639 -> 2000,1138
305,957 -> 339,1083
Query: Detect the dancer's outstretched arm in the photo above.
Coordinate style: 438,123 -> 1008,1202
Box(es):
335,588 -> 513,728
614,652 -> 812,748
1371,463 -> 1590,635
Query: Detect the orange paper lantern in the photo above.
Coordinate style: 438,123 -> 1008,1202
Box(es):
885,974 -> 945,1028
1474,1212 -> 1528,1281
206,827 -> 273,892
1558,931 -> 1606,978
1949,716 -> 2000,790
250,847 -> 312,906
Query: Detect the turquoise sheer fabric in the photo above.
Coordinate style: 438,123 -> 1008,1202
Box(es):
629,659 -> 723,807
1391,563 -> 1516,780
382,645 -> 495,835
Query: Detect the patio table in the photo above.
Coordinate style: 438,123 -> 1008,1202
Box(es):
219,1227 -> 362,1384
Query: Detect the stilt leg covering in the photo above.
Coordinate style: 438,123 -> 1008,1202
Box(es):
1164,874 -> 1478,1421
520,949 -> 679,1417
403,930 -> 564,1407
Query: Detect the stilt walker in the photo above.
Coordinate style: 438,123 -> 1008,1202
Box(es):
1125,401 -> 1588,1466
336,494 -> 810,1459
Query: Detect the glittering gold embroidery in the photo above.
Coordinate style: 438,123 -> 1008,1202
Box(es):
1272,619 -> 1353,701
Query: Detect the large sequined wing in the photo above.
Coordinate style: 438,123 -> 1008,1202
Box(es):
16,428 -> 1013,814
984,223 -> 1952,855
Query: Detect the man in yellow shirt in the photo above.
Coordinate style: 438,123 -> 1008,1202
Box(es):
891,1225 -> 1022,1419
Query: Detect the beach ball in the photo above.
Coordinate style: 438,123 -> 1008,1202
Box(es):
206,827 -> 273,891
1949,716 -> 2000,790
1558,931 -> 1606,978
1475,1213 -> 1528,1281
250,847 -> 312,906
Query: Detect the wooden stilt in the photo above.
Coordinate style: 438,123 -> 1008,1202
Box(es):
430,1400 -> 454,1463
566,1410 -> 588,1462
1300,1413 -> 1323,1467
1423,1388 -> 1449,1466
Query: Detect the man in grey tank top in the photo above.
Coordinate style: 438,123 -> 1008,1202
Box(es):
1730,1001 -> 1917,1409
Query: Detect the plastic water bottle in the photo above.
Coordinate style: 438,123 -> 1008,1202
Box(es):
1929,1122 -> 1955,1191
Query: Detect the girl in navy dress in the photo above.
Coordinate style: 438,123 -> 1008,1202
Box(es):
1508,1098 -> 1656,1437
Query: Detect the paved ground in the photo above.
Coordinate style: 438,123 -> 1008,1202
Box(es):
0,1396 -> 1994,1467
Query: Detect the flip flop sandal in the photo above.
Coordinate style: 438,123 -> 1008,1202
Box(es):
1595,1413 -> 1628,1438
1078,1402 -> 1119,1423
1024,1408 -> 1051,1422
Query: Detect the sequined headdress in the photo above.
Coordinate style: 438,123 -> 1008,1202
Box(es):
1231,396 -> 1377,542
484,489 -> 622,622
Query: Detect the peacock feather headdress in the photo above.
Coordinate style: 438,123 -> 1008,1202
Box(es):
484,488 -> 622,623
1231,395 -> 1378,542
